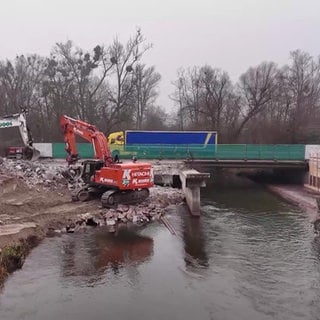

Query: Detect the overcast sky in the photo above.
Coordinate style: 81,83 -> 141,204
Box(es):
0,0 -> 319,111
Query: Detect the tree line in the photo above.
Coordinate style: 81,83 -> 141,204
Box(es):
0,29 -> 162,142
0,29 -> 319,144
172,50 -> 320,143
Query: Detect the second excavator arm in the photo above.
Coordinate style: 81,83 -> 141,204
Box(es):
0,111 -> 40,160
0,112 -> 32,146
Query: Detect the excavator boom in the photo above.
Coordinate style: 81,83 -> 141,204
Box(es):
60,115 -> 112,165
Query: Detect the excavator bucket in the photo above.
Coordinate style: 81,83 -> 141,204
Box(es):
24,146 -> 41,161
30,147 -> 41,161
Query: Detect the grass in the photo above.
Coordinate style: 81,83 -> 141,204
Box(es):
0,235 -> 40,286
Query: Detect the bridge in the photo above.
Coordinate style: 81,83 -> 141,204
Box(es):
37,143 -> 317,169
113,144 -> 309,169
36,142 -> 317,216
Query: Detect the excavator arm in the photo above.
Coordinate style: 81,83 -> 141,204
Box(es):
0,111 -> 40,160
60,115 -> 113,165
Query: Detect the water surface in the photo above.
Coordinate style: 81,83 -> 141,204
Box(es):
0,184 -> 319,320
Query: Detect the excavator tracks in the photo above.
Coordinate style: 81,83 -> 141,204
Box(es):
71,188 -> 91,202
71,187 -> 150,207
101,189 -> 150,208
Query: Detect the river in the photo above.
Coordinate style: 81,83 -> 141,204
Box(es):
1,183 -> 320,320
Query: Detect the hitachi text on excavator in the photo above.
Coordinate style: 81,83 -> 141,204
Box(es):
60,115 -> 154,207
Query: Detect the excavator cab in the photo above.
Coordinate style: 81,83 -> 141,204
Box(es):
81,160 -> 105,184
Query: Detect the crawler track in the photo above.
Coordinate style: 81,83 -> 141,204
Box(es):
101,189 -> 150,208
71,187 -> 150,208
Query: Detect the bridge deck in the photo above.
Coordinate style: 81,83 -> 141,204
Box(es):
184,159 -> 308,169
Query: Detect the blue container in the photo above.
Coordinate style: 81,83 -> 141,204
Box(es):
125,131 -> 217,145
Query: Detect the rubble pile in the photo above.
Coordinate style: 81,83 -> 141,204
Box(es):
0,157 -> 66,189
66,186 -> 185,232
152,160 -> 185,176
0,157 -> 186,232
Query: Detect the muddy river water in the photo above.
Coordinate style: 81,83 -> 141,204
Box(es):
1,184 -> 320,320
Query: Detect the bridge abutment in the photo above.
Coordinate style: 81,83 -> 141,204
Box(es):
179,169 -> 210,216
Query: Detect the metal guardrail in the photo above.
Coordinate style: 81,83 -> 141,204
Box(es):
122,144 -> 306,161
52,143 -> 306,161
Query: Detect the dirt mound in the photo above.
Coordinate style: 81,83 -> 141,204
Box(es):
0,176 -> 30,195
0,175 -> 98,249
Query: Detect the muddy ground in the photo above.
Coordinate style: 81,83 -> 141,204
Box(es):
0,158 -> 185,250
0,176 -> 103,249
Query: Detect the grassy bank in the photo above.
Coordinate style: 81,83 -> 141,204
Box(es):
0,235 -> 40,286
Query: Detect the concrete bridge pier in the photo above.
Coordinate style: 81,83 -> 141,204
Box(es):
180,169 -> 210,216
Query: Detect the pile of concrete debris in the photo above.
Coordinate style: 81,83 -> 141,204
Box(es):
66,186 -> 185,232
0,157 -> 186,232
0,157 -> 66,189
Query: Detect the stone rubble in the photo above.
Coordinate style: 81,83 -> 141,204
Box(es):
0,157 -> 67,190
66,185 -> 185,233
0,157 -> 185,232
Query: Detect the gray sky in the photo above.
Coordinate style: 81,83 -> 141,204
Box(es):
0,0 -> 319,111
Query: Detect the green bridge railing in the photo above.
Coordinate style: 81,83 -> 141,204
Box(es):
52,143 -> 306,161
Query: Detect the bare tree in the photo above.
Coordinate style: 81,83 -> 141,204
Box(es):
143,106 -> 168,130
235,62 -> 278,140
0,30 -> 163,141
286,50 -> 320,142
172,66 -> 236,140
0,55 -> 48,141
172,67 -> 202,129
105,29 -> 152,132
199,65 -> 233,132
131,64 -> 161,129
44,41 -> 113,122
0,55 -> 44,114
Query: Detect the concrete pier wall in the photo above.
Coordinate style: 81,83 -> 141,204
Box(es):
179,169 -> 210,216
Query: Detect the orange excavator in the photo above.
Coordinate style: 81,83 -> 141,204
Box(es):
60,115 -> 153,207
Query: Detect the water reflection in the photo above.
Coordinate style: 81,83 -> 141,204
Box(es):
60,228 -> 153,284
94,228 -> 153,269
173,205 -> 209,269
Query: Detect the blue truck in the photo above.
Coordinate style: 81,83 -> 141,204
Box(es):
124,130 -> 217,145
108,130 -> 217,159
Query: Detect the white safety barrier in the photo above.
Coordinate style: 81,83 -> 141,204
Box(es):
305,145 -> 320,160
33,143 -> 53,158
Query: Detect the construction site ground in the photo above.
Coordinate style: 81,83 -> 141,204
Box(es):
0,176 -> 103,249
0,158 -> 186,250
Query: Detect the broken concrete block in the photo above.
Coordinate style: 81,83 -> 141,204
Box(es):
106,219 -> 116,226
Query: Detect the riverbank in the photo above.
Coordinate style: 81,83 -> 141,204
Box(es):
267,184 -> 320,220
